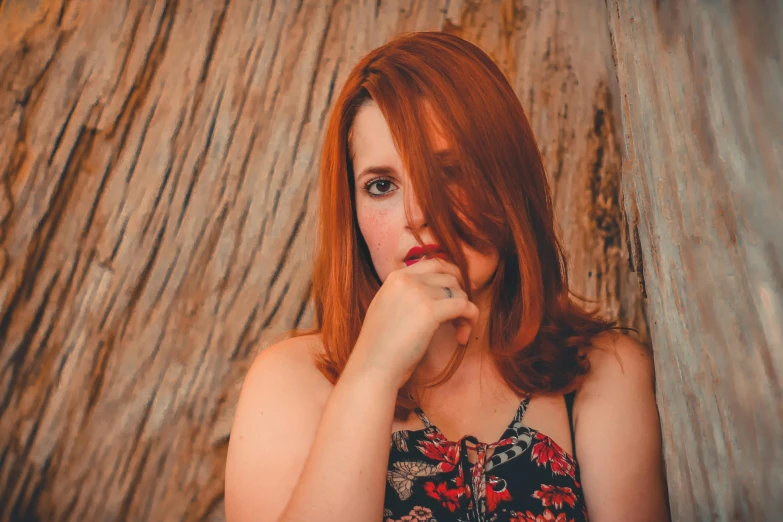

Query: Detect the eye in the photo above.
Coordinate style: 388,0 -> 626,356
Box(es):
363,177 -> 397,198
441,164 -> 462,181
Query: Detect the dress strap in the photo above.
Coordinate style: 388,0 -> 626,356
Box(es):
514,396 -> 531,423
406,391 -> 434,429
564,390 -> 577,459
413,406 -> 433,429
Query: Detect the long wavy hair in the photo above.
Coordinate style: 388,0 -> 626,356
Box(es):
281,31 -> 616,420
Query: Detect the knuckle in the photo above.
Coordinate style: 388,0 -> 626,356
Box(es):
393,271 -> 411,287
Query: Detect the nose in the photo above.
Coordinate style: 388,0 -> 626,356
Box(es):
404,192 -> 428,231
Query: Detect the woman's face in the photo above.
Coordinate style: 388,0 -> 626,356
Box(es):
350,100 -> 499,296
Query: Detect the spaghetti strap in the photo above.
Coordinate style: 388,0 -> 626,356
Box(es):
413,406 -> 433,428
405,391 -> 434,429
514,396 -> 531,423
564,390 -> 577,459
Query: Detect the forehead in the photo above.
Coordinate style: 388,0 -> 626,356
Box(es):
350,100 -> 449,176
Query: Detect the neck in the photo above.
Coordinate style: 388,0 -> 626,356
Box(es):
405,288 -> 495,402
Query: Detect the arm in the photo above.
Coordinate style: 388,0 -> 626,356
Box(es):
574,332 -> 670,521
224,336 -> 398,522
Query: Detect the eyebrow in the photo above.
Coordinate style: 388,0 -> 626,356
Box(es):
355,165 -> 397,182
354,149 -> 457,182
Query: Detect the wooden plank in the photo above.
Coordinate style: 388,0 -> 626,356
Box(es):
606,0 -> 783,519
0,0 -> 647,520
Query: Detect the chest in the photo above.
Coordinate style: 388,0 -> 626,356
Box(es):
391,390 -> 575,460
390,391 -> 525,445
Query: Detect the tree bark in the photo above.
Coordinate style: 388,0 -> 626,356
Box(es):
606,0 -> 783,519
0,1 -> 643,520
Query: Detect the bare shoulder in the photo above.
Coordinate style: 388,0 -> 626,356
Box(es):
254,334 -> 333,400
581,330 -> 655,389
225,334 -> 331,522
572,333 -> 669,520
251,333 -> 330,387
570,330 -> 658,429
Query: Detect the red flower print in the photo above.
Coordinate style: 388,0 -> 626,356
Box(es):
454,473 -> 471,497
532,484 -> 577,510
531,434 -> 576,480
531,434 -> 557,466
423,480 -> 463,512
417,438 -> 460,472
485,475 -> 512,512
509,509 -> 574,522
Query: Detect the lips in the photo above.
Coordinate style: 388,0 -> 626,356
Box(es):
404,256 -> 446,266
404,244 -> 447,266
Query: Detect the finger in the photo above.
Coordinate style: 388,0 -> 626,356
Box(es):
410,257 -> 465,287
407,256 -> 459,275
454,319 -> 472,345
432,296 -> 479,334
461,303 -> 479,342
420,273 -> 463,291
428,285 -> 466,301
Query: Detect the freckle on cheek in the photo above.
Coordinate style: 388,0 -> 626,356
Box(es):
367,211 -> 388,226
363,212 -> 391,258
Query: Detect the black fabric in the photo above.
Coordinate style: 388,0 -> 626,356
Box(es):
564,390 -> 577,461
384,396 -> 588,522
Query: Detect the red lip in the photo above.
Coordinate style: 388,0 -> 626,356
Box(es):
405,243 -> 445,262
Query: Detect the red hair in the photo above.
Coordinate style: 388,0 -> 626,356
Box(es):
282,31 -> 616,419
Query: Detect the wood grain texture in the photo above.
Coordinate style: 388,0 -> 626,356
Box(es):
0,1 -> 645,520
606,0 -> 783,520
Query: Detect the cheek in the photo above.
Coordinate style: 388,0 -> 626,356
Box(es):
357,205 -> 398,281
465,250 -> 500,288
357,204 -> 393,253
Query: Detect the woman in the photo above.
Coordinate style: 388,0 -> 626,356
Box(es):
225,31 -> 669,522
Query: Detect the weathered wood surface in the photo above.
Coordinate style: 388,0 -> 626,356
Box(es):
0,1 -> 642,520
607,1 -> 783,520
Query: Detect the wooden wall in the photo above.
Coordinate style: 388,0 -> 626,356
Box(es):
0,0 -> 778,521
607,1 -> 783,519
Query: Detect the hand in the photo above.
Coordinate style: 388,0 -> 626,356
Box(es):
348,257 -> 480,390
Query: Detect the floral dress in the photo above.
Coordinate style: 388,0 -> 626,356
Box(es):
385,397 -> 587,522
